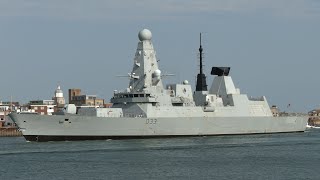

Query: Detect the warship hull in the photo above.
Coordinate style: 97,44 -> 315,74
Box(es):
10,113 -> 307,142
10,29 -> 308,142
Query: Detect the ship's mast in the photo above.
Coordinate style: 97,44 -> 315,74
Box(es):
199,34 -> 203,75
196,33 -> 208,91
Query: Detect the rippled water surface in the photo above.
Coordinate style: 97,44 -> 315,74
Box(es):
1,129 -> 320,180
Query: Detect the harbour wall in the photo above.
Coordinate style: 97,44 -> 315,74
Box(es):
0,127 -> 22,137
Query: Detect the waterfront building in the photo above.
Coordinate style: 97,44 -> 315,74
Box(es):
308,109 -> 320,126
52,85 -> 65,107
28,100 -> 55,115
0,101 -> 20,126
68,88 -> 104,107
270,105 -> 280,117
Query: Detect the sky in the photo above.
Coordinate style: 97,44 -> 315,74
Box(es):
0,0 -> 319,112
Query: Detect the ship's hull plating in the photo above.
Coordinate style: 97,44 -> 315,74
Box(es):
24,132 -> 305,142
10,113 -> 307,142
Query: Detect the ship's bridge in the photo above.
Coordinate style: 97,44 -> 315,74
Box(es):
111,92 -> 157,104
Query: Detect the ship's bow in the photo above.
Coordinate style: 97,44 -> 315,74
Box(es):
8,112 -> 19,126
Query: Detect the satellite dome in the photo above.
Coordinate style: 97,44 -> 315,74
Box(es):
154,69 -> 161,77
138,29 -> 152,41
183,80 -> 189,85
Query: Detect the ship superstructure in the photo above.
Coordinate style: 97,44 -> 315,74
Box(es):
9,29 -> 307,142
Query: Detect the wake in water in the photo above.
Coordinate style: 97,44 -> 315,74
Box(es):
306,124 -> 320,129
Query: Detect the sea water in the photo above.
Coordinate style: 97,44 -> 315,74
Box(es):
1,129 -> 319,180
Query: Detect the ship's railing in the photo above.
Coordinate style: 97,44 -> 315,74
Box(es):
113,92 -> 152,98
279,112 -> 308,117
248,96 -> 264,101
124,113 -> 145,118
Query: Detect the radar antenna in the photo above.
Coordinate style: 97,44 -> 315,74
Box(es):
195,33 -> 208,91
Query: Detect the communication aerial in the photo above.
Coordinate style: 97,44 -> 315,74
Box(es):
195,33 -> 208,91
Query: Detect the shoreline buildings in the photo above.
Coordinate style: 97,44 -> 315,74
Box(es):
68,88 -> 104,107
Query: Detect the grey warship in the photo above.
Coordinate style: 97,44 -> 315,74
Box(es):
9,29 -> 307,142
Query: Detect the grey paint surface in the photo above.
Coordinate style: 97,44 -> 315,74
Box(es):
9,29 -> 308,141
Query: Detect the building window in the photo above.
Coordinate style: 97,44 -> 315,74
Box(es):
34,107 -> 38,110
40,112 -> 44,115
41,107 -> 44,110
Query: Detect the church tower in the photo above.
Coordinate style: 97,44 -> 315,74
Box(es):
53,85 -> 65,107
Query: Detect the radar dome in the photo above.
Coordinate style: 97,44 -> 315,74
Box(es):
138,29 -> 152,41
183,80 -> 189,85
154,69 -> 161,77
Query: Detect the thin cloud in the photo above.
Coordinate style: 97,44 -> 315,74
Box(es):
0,0 -> 319,20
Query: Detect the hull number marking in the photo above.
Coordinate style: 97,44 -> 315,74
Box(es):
146,119 -> 157,124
